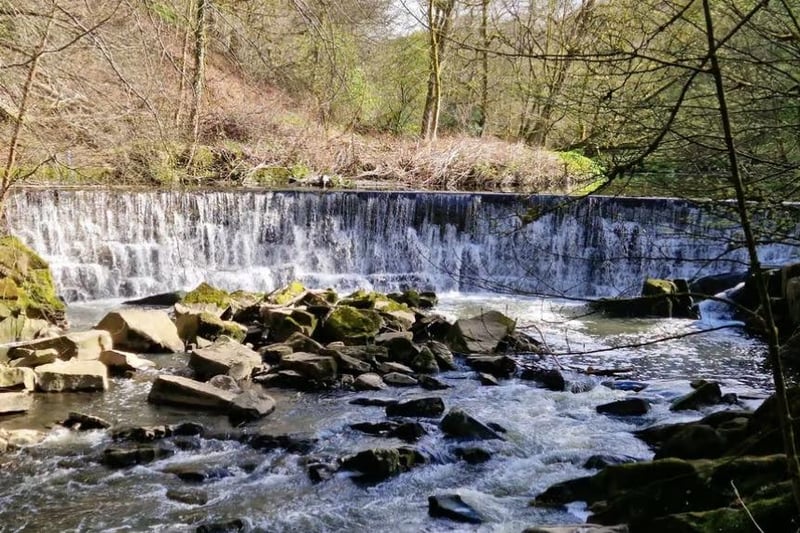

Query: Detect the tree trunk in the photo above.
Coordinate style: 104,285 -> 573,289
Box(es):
478,0 -> 489,136
702,0 -> 800,514
188,0 -> 208,150
421,0 -> 455,141
0,14 -> 53,224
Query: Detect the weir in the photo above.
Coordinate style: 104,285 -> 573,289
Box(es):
6,188 -> 797,301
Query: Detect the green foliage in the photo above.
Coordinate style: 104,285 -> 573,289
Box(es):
146,1 -> 180,26
557,151 -> 603,178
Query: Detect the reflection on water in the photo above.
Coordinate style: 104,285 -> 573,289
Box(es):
0,294 -> 775,532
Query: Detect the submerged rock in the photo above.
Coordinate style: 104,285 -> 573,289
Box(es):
670,380 -> 722,411
440,408 -> 503,440
61,412 -> 112,431
340,446 -> 425,481
386,397 -> 445,418
96,309 -> 184,353
596,398 -> 650,416
428,493 -> 483,524
102,445 -> 173,468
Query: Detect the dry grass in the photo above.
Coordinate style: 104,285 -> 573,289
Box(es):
2,2 -> 594,193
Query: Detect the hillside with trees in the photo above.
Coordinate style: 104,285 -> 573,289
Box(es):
1,0 -> 798,199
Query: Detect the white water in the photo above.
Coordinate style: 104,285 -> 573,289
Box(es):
7,189 -> 799,302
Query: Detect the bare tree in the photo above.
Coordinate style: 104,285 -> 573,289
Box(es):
421,0 -> 457,140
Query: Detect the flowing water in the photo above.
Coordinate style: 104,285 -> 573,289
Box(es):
0,189 -> 795,532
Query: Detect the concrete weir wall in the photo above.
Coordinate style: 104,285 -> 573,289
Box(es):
6,188 -> 799,301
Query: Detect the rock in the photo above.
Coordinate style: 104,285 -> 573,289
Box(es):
98,349 -> 156,373
258,343 -> 294,363
349,397 -> 398,407
520,367 -> 566,391
253,369 -> 307,389
499,331 -> 545,354
96,310 -> 184,353
0,366 -> 35,390
426,341 -> 456,370
383,372 -> 418,387
208,374 -> 241,393
0,235 -> 67,329
7,347 -> 58,368
411,314 -> 452,343
388,289 -> 437,309
670,381 -> 723,411
180,282 -> 234,311
35,360 -> 108,391
322,305 -> 383,344
228,389 -> 276,425
591,278 -> 698,319
9,330 -> 113,362
466,355 -> 516,378
479,373 -> 499,386
102,445 -> 172,468
386,396 -> 445,418
454,447 -> 492,464
61,411 -> 111,430
340,446 -> 425,481
0,391 -> 33,414
165,487 -> 208,506
375,331 -> 413,344
332,351 -> 373,374
112,425 -> 173,442
596,398 -> 649,416
195,518 -> 249,533
337,344 -> 389,362
411,346 -> 439,373
284,332 -> 324,354
163,464 -> 232,483
602,380 -> 648,392
147,375 -> 236,411
242,432 -> 317,454
261,307 -> 318,341
175,304 -> 247,343
440,408 -> 503,440
654,424 -> 726,460
279,352 -> 338,383
378,333 -> 420,364
266,280 -> 307,306
419,375 -> 450,390
124,292 -> 186,306
0,316 -> 53,344
689,271 -> 747,298
583,455 -> 639,469
340,373 -> 355,388
189,339 -> 261,381
350,421 -> 426,442
428,493 -> 483,524
376,361 -> 414,374
307,461 -> 338,483
448,310 -> 516,354
354,372 -> 387,391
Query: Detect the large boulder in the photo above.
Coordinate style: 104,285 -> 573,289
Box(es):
189,338 -> 261,381
98,350 -> 157,373
35,360 -> 108,391
147,375 -> 235,411
266,280 -> 307,306
448,311 -> 516,353
670,381 -> 723,411
466,355 -> 516,378
261,307 -> 317,341
228,389 -> 276,425
6,347 -> 58,368
322,306 -> 383,344
96,310 -> 184,353
0,235 -> 67,330
279,352 -> 337,383
7,330 -> 113,362
174,303 -> 247,343
591,278 -> 697,319
180,282 -> 233,311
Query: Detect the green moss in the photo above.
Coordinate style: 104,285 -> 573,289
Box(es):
269,281 -> 306,305
557,150 -> 604,178
322,305 -> 383,344
0,236 -> 65,326
181,282 -> 232,309
197,311 -> 247,342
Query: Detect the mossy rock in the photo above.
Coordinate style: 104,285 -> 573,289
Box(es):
268,281 -> 307,306
181,282 -> 232,310
197,312 -> 247,343
322,305 -> 383,344
0,235 -> 65,329
340,289 -> 379,309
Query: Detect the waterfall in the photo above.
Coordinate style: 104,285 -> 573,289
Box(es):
6,189 -> 798,302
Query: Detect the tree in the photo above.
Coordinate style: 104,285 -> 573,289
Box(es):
421,0 -> 457,140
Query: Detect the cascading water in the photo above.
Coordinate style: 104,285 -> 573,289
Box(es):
7,188 -> 798,302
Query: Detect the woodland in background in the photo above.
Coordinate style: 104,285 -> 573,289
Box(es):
0,0 -> 798,199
